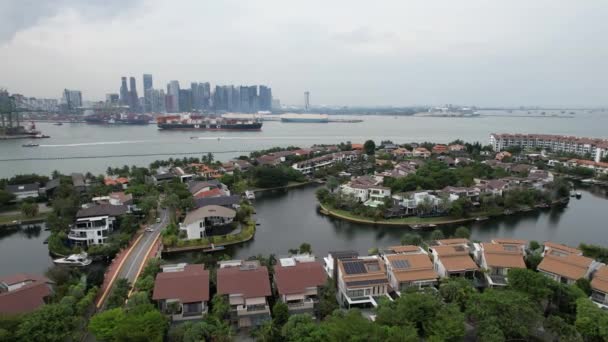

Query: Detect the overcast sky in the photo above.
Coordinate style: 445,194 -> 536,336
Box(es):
1,0 -> 607,107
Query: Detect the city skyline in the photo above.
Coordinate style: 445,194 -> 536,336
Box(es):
1,1 -> 608,107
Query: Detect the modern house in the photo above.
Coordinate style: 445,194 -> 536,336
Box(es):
44,178 -> 61,198
339,176 -> 391,207
217,260 -> 272,328
323,250 -> 359,279
180,205 -> 236,240
429,239 -> 479,279
194,195 -> 241,210
382,246 -> 438,294
4,183 -> 39,201
477,242 -> 526,287
71,173 -> 86,192
151,172 -> 176,185
590,265 -> 608,309
274,255 -> 327,315
412,147 -> 431,158
152,264 -> 210,321
291,150 -> 363,175
336,256 -> 390,308
537,242 -> 599,285
0,274 -> 54,315
109,192 -> 133,206
188,180 -> 230,199
68,204 -> 128,247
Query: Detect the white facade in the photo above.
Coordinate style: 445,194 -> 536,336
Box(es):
68,215 -> 115,247
180,214 -> 234,240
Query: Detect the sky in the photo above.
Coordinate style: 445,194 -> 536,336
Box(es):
1,0 -> 607,107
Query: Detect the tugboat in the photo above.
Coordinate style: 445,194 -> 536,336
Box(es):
53,252 -> 92,267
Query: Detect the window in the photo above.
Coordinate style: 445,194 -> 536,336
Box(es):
199,222 -> 203,228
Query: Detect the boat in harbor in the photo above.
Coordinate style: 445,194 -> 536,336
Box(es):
84,113 -> 152,125
411,223 -> 437,230
245,190 -> 256,200
157,114 -> 262,131
575,191 -> 582,199
53,252 -> 92,266
475,216 -> 489,221
53,122 -> 63,126
22,142 -> 39,147
280,113 -> 329,123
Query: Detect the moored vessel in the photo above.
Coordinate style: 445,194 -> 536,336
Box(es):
157,114 -> 262,130
53,252 -> 92,266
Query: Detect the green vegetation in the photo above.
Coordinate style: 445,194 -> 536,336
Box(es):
251,165 -> 306,188
167,295 -> 233,342
163,220 -> 256,249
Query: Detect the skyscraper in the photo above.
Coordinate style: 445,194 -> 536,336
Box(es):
119,77 -> 129,106
129,77 -> 139,112
179,89 -> 192,112
105,93 -> 119,104
143,74 -> 153,112
258,85 -> 272,111
62,89 -> 82,110
167,81 -> 180,113
304,91 -> 310,111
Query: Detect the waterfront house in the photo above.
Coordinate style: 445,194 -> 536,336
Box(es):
71,173 -> 86,192
173,167 -> 195,183
442,186 -> 480,202
189,163 -> 223,179
0,274 -> 54,315
537,242 -> 599,285
152,264 -> 210,321
151,172 -> 175,185
68,204 -> 128,247
432,144 -> 449,154
395,191 -> 454,216
233,159 -> 253,172
339,176 -> 391,207
412,147 -> 431,158
382,246 -> 438,294
217,260 -> 272,328
323,250 -> 359,279
4,183 -> 40,201
180,205 -> 236,240
291,153 -> 336,175
44,178 -> 61,198
566,159 -> 608,175
477,179 -> 509,196
477,242 -> 526,287
194,195 -> 241,210
274,255 -> 327,315
336,256 -> 390,308
429,239 -> 479,279
104,177 -> 130,189
109,192 -> 133,206
590,265 -> 608,309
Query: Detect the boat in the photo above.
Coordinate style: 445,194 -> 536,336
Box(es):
245,190 -> 256,200
53,252 -> 92,266
202,244 -> 226,253
157,114 -> 262,130
475,216 -> 489,221
280,113 -> 329,123
575,192 -> 582,199
22,143 -> 39,147
53,122 -> 63,126
411,223 -> 437,230
85,113 -> 152,125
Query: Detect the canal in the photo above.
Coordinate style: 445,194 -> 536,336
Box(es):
3,184 -> 608,277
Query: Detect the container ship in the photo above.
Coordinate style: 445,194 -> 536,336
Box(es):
157,114 -> 263,130
84,113 -> 152,125
280,113 -> 329,123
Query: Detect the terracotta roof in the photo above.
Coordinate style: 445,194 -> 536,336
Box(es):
338,258 -> 388,287
193,188 -> 225,199
544,242 -> 581,255
481,243 -> 526,269
104,177 -> 129,186
435,238 -> 469,246
432,246 -> 478,272
217,264 -> 271,298
591,265 -> 608,294
386,254 -> 438,282
0,276 -> 53,315
569,159 -> 608,169
492,238 -> 528,246
386,245 -> 422,254
152,264 -> 210,303
109,192 -> 132,203
538,252 -> 593,281
183,205 -> 236,225
274,261 -> 327,295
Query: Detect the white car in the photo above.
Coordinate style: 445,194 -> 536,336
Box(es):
156,217 -> 161,223
145,227 -> 154,232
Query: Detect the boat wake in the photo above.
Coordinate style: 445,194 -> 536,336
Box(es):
40,140 -> 151,147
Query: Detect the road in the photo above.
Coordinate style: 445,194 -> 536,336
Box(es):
98,207 -> 169,309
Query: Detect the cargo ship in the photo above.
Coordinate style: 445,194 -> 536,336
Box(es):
280,113 -> 329,123
157,114 -> 262,130
84,113 -> 152,125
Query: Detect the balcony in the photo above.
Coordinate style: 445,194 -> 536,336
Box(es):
286,299 -> 315,311
68,232 -> 88,240
236,304 -> 270,316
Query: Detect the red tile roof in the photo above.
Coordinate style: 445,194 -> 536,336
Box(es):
274,261 -> 327,296
217,264 -> 271,299
193,188 -> 224,199
0,277 -> 53,315
152,264 -> 210,303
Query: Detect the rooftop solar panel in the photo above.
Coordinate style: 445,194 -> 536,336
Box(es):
391,259 -> 410,269
343,261 -> 367,274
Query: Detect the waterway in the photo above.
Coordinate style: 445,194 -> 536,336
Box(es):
2,184 -> 607,277
1,109 -> 607,178
163,184 -> 608,264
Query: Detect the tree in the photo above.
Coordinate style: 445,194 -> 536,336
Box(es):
317,279 -> 339,319
401,233 -> 423,246
0,189 -> 15,207
544,315 -> 582,342
429,229 -> 445,241
272,302 -> 289,328
507,268 -> 551,304
89,308 -> 125,341
426,304 -> 466,341
299,242 -> 312,254
282,314 -> 323,342
453,226 -> 470,239
375,291 -> 442,336
575,278 -> 592,296
575,298 -> 608,341
20,201 -> 39,217
106,278 -> 131,309
326,176 -> 339,192
439,278 -> 476,311
364,140 -> 376,155
467,289 -> 542,340
17,303 -> 76,342
529,240 -> 540,251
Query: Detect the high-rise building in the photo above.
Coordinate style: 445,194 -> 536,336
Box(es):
258,85 -> 272,111
304,91 -> 310,111
248,85 -> 258,113
62,89 -> 82,110
201,82 -> 211,110
150,89 -> 166,113
238,86 -> 249,112
143,74 -> 153,112
119,77 -> 129,106
129,77 -> 139,112
167,81 -> 180,113
179,89 -> 192,112
105,93 -> 119,104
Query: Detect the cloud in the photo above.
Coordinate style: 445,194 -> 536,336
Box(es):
0,0 -> 142,43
